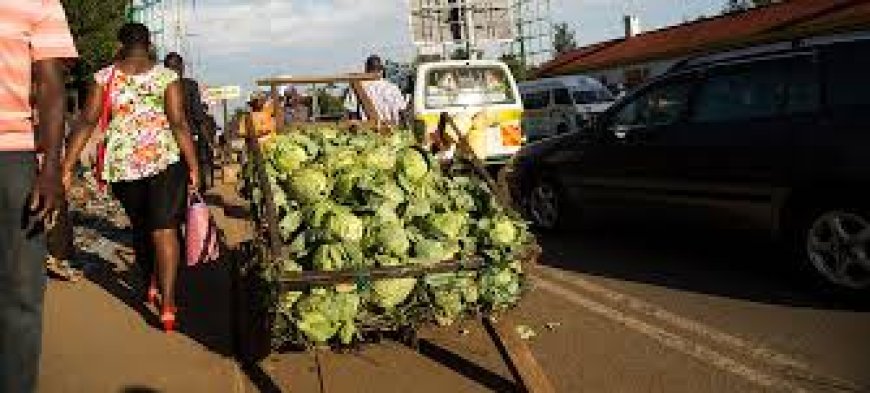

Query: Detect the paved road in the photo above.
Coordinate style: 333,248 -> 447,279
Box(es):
39,183 -> 869,392
529,216 -> 870,392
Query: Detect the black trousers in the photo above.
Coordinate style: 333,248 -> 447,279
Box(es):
111,163 -> 187,280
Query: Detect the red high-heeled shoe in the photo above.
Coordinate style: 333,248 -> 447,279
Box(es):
161,306 -> 177,333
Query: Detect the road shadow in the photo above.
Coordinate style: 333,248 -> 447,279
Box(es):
536,211 -> 870,311
76,227 -> 237,358
413,339 -> 518,392
239,362 -> 282,393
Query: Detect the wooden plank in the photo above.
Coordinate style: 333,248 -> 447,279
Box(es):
244,114 -> 283,260
257,73 -> 381,86
482,315 -> 556,393
275,258 -> 485,290
442,113 -> 512,207
270,83 -> 284,133
350,80 -> 380,124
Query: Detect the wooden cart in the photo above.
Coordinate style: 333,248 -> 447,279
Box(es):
230,73 -> 554,393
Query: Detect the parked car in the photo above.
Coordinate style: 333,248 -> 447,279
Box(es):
519,76 -> 615,143
505,33 -> 870,290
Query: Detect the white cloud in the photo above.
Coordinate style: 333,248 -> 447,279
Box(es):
189,0 -> 409,56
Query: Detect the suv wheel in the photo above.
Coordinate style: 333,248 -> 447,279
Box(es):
800,209 -> 870,290
527,181 -> 563,230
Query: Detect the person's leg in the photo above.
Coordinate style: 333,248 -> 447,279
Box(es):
0,152 -> 47,393
152,227 -> 180,310
112,181 -> 154,283
146,163 -> 188,317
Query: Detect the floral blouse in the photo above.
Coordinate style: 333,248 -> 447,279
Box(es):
94,65 -> 181,182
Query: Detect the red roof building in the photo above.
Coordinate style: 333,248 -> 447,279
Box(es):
535,0 -> 870,88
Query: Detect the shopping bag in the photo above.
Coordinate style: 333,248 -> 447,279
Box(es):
186,191 -> 219,266
94,67 -> 116,191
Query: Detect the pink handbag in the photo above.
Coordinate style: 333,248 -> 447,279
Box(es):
186,191 -> 219,266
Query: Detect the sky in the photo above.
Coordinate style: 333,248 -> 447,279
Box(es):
181,0 -> 725,112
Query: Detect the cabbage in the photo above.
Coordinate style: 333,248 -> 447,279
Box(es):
398,148 -> 428,182
313,243 -> 345,271
372,222 -> 410,257
362,146 -> 396,170
431,288 -> 463,326
414,238 -> 458,263
372,278 -> 417,309
325,208 -> 364,243
489,217 -> 518,247
426,212 -> 467,241
295,294 -> 340,343
325,149 -> 357,172
479,266 -> 522,309
272,141 -> 309,173
279,210 -> 302,240
289,168 -> 329,203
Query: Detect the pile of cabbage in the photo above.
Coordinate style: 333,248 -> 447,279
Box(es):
244,127 -> 533,348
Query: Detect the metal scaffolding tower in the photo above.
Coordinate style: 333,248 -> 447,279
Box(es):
128,0 -> 167,56
127,0 -> 192,60
410,0 -> 514,60
508,0 -> 553,67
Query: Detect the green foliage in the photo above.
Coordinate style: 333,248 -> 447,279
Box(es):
61,0 -> 130,91
553,22 -> 578,55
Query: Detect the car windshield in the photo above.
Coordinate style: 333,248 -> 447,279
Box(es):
425,67 -> 517,109
573,88 -> 615,104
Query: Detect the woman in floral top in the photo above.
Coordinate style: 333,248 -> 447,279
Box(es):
63,23 -> 200,332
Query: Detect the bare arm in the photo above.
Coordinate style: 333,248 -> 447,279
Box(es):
32,59 -> 67,218
166,80 -> 201,189
62,81 -> 102,178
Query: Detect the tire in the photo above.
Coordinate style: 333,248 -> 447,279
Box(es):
792,207 -> 870,291
525,180 -> 566,231
556,123 -> 569,135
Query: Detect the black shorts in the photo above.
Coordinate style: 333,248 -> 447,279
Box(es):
111,163 -> 188,232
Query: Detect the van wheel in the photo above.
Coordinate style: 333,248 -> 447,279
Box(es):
556,124 -> 569,135
527,181 -> 564,231
795,208 -> 870,291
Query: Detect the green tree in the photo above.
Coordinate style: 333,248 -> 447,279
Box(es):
553,22 -> 578,55
500,53 -> 528,82
61,0 -> 130,98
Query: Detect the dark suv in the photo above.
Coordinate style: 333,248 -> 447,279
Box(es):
506,35 -> 870,290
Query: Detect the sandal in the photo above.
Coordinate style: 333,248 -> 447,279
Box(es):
46,256 -> 83,282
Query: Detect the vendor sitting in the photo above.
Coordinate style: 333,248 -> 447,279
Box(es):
238,93 -> 277,143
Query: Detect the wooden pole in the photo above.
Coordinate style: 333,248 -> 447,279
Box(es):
350,80 -> 380,124
482,315 -> 556,393
244,113 -> 283,260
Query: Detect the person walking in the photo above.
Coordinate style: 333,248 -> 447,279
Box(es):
344,55 -> 407,125
163,52 -> 214,190
0,1 -> 78,391
63,22 -> 200,333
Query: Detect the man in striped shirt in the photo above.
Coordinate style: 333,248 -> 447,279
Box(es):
344,55 -> 408,125
1,1 -> 78,392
